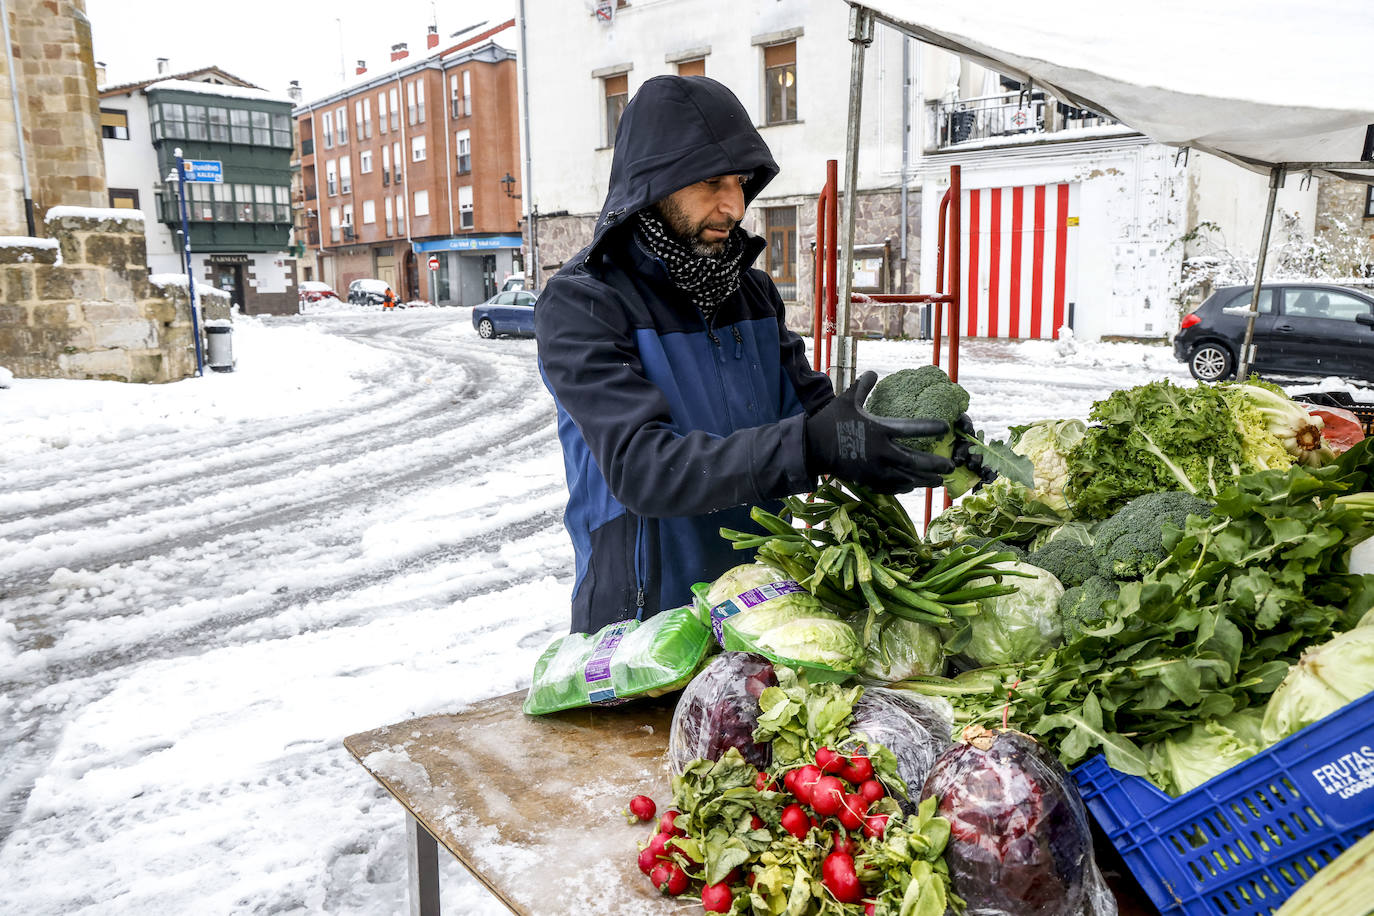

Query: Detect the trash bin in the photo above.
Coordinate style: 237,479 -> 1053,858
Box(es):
205,324 -> 234,373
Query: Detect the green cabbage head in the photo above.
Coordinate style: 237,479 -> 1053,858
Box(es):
1261,627 -> 1374,744
1012,418 -> 1088,513
961,560 -> 1064,666
1147,709 -> 1266,796
851,615 -> 944,683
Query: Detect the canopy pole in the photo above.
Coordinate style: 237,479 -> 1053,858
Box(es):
1235,165 -> 1285,380
832,3 -> 874,393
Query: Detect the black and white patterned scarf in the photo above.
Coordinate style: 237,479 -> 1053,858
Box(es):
633,208 -> 746,323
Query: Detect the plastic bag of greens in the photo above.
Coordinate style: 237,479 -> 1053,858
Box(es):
922,725 -> 1118,916
848,687 -> 953,813
522,605 -> 712,716
668,652 -> 777,775
849,614 -> 944,683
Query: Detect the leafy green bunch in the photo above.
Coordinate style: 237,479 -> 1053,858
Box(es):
901,440 -> 1374,776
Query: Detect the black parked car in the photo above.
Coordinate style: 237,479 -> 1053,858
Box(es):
1174,283 -> 1374,381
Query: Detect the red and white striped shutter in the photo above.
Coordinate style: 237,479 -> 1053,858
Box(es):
960,182 -> 1078,339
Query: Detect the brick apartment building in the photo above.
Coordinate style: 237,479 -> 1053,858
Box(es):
295,25 -> 522,306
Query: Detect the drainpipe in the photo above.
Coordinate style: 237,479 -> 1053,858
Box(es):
899,36 -> 910,293
308,104 -> 328,287
517,0 -> 538,289
1,0 -> 35,236
397,73 -> 414,297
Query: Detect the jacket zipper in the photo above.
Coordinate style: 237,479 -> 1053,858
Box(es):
634,515 -> 647,620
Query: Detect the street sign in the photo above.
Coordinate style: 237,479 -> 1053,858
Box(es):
183,159 -> 224,183
427,256 -> 439,271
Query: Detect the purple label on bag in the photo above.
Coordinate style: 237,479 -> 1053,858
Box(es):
584,621 -> 632,703
709,579 -> 803,645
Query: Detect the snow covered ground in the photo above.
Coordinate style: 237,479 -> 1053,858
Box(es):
0,311 -> 1191,914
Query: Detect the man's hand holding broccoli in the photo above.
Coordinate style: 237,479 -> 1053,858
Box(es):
804,370 -> 953,493
864,365 -> 995,496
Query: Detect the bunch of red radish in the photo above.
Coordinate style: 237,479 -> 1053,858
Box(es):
629,746 -> 891,912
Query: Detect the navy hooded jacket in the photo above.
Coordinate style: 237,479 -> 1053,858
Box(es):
535,75 -> 835,635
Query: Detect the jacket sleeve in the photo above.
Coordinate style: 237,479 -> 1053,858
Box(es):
766,279 -> 836,416
536,275 -> 817,519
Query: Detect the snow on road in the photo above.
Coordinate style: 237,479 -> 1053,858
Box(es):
0,310 -> 1186,914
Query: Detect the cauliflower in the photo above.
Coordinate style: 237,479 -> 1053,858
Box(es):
1010,419 -> 1087,513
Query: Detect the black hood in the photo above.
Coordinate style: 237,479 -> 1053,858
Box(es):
588,75 -> 779,258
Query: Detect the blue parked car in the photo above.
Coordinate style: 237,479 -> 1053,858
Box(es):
472,290 -> 537,339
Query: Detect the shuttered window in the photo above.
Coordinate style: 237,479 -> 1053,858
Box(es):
764,41 -> 798,125
604,73 -> 628,146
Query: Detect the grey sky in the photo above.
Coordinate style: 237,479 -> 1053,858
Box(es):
88,0 -> 517,105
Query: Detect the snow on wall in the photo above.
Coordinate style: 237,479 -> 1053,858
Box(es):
45,206 -> 145,223
0,237 -> 58,249
149,272 -> 231,301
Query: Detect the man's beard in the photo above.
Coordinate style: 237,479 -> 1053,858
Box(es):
654,198 -> 735,257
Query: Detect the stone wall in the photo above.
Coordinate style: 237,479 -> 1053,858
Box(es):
0,211 -> 228,383
1315,177 -> 1374,274
527,190 -> 921,340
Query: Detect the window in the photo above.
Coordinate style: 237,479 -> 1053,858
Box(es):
378,92 -> 388,134
455,130 -> 471,173
230,109 -> 251,144
412,135 -> 426,161
342,204 -> 354,238
1226,288 -> 1274,314
416,80 -> 425,123
764,41 -> 798,125
322,110 -> 334,148
255,184 -> 275,222
330,206 -> 340,242
396,193 -> 405,232
385,196 -> 394,234
326,160 -> 337,196
413,189 -> 429,217
335,105 -> 348,144
381,145 -> 391,185
604,73 -> 628,147
208,107 -> 229,142
339,155 -> 351,193
160,102 -> 184,139
100,108 -> 129,140
407,82 -> 417,125
677,58 -> 706,77
108,187 -> 138,208
355,100 -> 364,139
235,183 -> 253,221
362,98 -> 372,139
1284,287 -> 1373,321
275,186 -> 290,222
458,185 -> 473,229
213,183 -> 234,221
188,182 -> 213,220
272,112 -> 291,147
389,88 -> 399,130
452,71 -> 471,117
251,110 -> 271,145
182,105 -> 206,140
362,199 -> 376,224
1366,185 -> 1374,219
764,206 -> 797,299
360,150 -> 373,173
393,141 -> 402,181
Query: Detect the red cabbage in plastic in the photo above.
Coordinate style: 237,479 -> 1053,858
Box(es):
668,652 -> 777,774
921,725 -> 1117,916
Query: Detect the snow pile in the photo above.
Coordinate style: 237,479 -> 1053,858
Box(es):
0,365 -> 12,388
0,315 -> 404,459
148,272 -> 231,302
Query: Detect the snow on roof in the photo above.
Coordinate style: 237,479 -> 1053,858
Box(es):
45,206 -> 145,223
0,236 -> 59,249
99,66 -> 259,97
849,0 -> 1374,175
353,279 -> 390,291
299,281 -> 333,291
144,79 -> 295,105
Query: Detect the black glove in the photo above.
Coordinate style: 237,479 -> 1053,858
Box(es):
804,371 -> 954,494
949,413 -> 998,491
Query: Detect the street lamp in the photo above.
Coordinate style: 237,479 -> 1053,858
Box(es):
499,171 -> 520,199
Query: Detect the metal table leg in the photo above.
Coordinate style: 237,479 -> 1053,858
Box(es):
407,812 -> 442,916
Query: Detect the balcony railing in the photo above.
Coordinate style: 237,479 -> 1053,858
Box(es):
926,92 -> 1122,151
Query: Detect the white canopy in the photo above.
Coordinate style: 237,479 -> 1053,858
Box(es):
846,0 -> 1374,178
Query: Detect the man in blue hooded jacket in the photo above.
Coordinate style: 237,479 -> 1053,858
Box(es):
536,76 -> 953,635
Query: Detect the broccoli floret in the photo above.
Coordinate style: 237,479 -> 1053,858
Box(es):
1092,491 -> 1213,580
866,366 -> 980,497
967,537 -> 1028,562
1027,538 -> 1097,588
1059,576 -> 1120,644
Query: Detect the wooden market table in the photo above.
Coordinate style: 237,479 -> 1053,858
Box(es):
344,690 -> 1161,916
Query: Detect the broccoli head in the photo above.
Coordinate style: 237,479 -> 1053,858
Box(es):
966,536 -> 1028,562
1027,538 -> 1097,588
866,366 -> 980,497
1059,576 -> 1120,644
1092,490 -> 1213,580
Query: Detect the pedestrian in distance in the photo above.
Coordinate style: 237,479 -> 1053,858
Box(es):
536,75 -> 977,635
382,286 -> 396,310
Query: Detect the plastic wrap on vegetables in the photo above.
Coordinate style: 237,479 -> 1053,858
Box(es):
667,652 -> 776,775
849,687 -> 953,814
921,725 -> 1117,916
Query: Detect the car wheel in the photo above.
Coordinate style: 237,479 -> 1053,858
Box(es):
1189,342 -> 1234,381
477,318 -> 495,339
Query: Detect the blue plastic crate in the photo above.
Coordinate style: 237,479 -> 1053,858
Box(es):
1072,690 -> 1374,916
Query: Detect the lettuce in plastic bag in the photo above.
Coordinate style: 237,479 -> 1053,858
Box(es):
850,614 -> 944,683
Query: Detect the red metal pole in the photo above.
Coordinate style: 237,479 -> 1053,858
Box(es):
812,184 -> 827,371
945,165 -> 962,510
